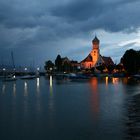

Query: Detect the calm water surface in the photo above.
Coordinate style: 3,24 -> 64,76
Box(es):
0,76 -> 139,140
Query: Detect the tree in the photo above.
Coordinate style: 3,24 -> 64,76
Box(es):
106,65 -> 115,73
55,55 -> 62,72
44,60 -> 54,71
96,65 -> 106,73
62,61 -> 71,72
115,64 -> 123,72
121,49 -> 140,74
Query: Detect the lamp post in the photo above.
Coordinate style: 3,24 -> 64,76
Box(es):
3,68 -> 6,77
37,67 -> 40,71
36,67 -> 40,77
24,67 -> 27,75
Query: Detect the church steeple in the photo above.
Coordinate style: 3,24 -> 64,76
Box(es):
92,36 -> 100,44
92,36 -> 100,49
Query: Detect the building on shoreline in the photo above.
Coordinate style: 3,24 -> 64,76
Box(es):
80,36 -> 114,69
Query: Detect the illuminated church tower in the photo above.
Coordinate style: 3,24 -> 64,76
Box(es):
80,36 -> 114,69
80,36 -> 102,69
90,36 -> 100,66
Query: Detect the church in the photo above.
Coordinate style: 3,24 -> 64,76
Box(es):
80,36 -> 114,69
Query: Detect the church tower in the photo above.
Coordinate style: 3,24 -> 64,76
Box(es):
90,36 -> 100,66
80,35 -> 101,69
80,36 -> 114,69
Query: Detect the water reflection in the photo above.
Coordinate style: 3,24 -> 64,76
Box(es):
112,78 -> 119,85
112,78 -> 120,92
36,78 -> 41,112
23,81 -> 29,118
49,75 -> 54,108
24,81 -> 28,96
50,75 -> 53,87
36,78 -> 40,94
89,78 -> 100,120
105,76 -> 108,86
48,75 -> 54,128
122,78 -> 129,84
13,83 -> 16,97
2,83 -> 6,94
0,76 -> 139,140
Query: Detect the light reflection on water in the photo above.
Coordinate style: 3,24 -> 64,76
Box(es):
105,76 -> 108,86
36,78 -> 41,112
36,77 -> 40,95
112,77 -> 119,85
48,75 -> 55,128
0,77 -> 139,140
2,83 -> 6,94
13,83 -> 16,97
89,78 -> 99,120
24,81 -> 28,97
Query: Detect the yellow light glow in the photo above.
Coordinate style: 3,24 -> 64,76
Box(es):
50,75 -> 53,87
112,78 -> 119,85
105,76 -> 108,86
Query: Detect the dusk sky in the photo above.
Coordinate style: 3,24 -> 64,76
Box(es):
0,0 -> 140,67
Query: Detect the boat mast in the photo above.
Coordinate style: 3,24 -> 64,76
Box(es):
11,51 -> 15,70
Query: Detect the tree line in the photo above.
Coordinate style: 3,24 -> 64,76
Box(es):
121,49 -> 140,74
44,55 -> 78,73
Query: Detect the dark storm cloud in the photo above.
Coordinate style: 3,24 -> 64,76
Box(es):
1,0 -> 140,32
0,0 -> 140,65
52,0 -> 140,32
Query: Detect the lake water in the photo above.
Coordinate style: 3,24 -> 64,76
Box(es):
0,76 -> 139,140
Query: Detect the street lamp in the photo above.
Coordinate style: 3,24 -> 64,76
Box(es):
2,68 -> 6,77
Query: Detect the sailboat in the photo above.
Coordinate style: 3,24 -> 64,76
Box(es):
2,52 -> 17,82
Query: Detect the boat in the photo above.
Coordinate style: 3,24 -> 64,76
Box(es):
20,75 -> 36,80
2,75 -> 17,82
132,74 -> 140,80
68,73 -> 90,82
112,73 -> 125,78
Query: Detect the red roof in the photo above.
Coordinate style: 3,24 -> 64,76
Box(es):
81,54 -> 93,62
102,56 -> 114,65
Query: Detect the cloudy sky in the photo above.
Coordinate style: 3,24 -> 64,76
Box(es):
0,0 -> 140,67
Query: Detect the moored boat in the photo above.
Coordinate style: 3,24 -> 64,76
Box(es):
20,75 -> 36,79
68,73 -> 90,81
2,75 -> 17,82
